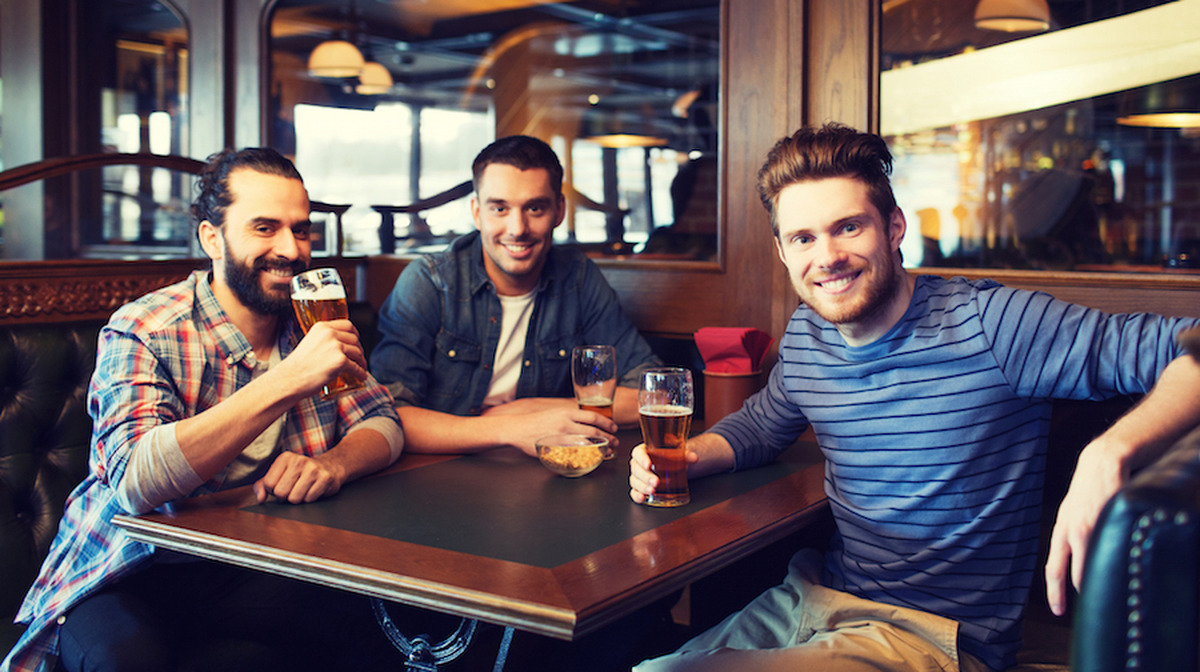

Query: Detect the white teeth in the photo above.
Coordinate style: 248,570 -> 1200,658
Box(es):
822,276 -> 853,290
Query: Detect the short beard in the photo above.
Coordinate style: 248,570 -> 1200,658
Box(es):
805,254 -> 900,326
224,252 -> 306,317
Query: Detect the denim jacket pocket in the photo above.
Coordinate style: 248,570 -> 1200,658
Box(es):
533,335 -> 576,398
430,330 -> 482,409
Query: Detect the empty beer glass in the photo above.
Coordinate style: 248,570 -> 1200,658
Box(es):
290,268 -> 363,399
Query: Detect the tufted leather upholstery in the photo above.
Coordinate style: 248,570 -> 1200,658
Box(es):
0,321 -> 102,654
0,304 -> 382,659
1071,429 -> 1200,672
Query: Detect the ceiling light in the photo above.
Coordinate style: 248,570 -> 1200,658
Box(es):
356,61 -> 394,95
1118,76 -> 1200,129
974,0 -> 1050,33
308,40 -> 364,78
584,134 -> 668,149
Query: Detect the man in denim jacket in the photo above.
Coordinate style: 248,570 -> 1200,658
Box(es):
371,135 -> 660,457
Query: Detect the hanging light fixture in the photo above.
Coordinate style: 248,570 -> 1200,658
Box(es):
1117,76 -> 1200,129
356,61 -> 394,95
974,0 -> 1050,33
308,39 -> 364,78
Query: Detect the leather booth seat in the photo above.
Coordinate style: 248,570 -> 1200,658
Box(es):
1072,428 -> 1200,672
0,321 -> 101,653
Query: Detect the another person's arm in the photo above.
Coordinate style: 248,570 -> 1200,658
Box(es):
1045,352 -> 1200,616
399,403 -> 616,457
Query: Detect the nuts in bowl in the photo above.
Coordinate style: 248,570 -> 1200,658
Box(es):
535,434 -> 609,477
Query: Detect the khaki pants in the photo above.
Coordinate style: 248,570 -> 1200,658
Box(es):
635,550 -> 992,672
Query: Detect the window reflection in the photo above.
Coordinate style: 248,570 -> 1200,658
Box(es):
268,0 -> 719,260
881,0 -> 1200,272
78,2 -> 191,258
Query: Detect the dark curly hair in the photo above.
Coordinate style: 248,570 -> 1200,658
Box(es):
756,123 -> 896,237
191,147 -> 303,233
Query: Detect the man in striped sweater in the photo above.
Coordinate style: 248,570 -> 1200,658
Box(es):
629,123 -> 1200,671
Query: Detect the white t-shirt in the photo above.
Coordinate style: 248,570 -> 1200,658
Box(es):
482,290 -> 536,409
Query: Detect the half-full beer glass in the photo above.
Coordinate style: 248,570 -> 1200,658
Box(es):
290,268 -> 363,399
573,345 -> 618,459
638,367 -> 693,507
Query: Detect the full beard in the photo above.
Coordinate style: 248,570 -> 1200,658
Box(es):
225,255 -> 307,317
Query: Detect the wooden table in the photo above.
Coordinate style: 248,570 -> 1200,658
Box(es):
113,430 -> 827,642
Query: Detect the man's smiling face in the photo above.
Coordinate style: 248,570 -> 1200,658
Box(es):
471,163 -> 564,296
773,176 -> 908,342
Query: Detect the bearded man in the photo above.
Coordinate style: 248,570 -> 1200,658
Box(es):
4,148 -> 404,672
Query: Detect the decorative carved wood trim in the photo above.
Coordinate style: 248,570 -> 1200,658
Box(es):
0,260 -> 203,324
0,258 -> 369,326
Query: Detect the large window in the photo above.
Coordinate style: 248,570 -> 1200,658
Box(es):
881,0 -> 1200,272
268,0 -> 719,260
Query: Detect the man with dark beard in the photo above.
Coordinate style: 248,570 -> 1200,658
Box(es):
628,124 -> 1200,672
4,148 -> 405,672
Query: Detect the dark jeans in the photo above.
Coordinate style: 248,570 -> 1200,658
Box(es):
55,559 -> 401,672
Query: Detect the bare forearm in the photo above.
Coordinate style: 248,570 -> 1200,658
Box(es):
314,426 -> 397,485
613,386 -> 641,428
174,370 -> 307,480
686,432 -> 737,478
1090,354 -> 1200,472
396,406 -> 518,454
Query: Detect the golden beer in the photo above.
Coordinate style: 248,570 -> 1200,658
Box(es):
293,297 -> 349,332
639,403 -> 692,507
577,396 -> 614,420
290,268 -> 363,399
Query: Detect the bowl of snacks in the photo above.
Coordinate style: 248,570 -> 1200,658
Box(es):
535,434 -> 609,478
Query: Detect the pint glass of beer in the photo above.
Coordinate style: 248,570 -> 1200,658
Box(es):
573,345 -> 618,459
290,268 -> 363,399
638,367 -> 693,507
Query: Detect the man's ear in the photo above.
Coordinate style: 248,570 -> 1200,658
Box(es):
198,220 -> 223,261
888,208 -> 907,251
552,194 -> 567,230
773,234 -> 787,266
469,196 -> 482,232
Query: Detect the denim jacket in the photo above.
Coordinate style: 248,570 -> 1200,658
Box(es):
371,231 -> 660,415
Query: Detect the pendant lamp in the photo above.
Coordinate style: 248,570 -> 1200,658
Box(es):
974,0 -> 1050,33
308,39 -> 365,78
1118,76 -> 1200,129
356,61 -> 395,95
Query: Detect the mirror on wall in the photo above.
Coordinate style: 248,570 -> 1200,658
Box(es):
267,0 -> 720,261
881,0 -> 1200,273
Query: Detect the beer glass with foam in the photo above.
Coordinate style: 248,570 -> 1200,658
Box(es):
638,367 -> 693,507
572,345 -> 618,459
290,268 -> 363,399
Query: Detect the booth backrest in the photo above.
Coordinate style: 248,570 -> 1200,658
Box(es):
0,320 -> 103,654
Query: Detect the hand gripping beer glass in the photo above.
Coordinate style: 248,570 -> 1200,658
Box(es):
572,345 -> 618,459
290,268 -> 364,399
638,367 -> 694,507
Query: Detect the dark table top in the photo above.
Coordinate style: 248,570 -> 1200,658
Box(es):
115,429 -> 827,640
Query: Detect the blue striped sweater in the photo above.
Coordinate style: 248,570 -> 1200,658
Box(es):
711,274 -> 1199,670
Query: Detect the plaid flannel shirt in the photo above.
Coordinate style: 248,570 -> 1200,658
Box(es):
3,271 -> 399,672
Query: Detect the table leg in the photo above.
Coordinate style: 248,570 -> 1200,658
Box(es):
371,598 -> 515,671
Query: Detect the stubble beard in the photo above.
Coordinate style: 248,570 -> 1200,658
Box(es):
801,253 -> 901,327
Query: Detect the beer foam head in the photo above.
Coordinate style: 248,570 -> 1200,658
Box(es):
291,282 -> 346,301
